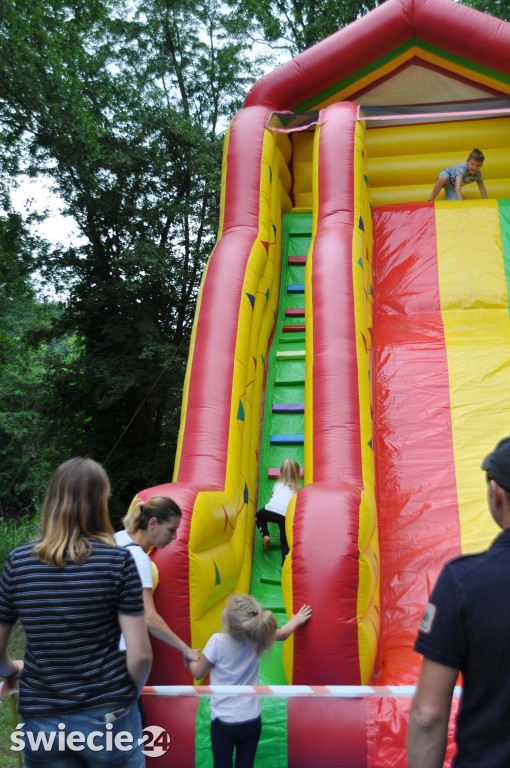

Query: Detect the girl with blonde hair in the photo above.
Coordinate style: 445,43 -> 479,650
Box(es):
255,458 -> 301,562
0,457 -> 152,767
187,594 -> 311,768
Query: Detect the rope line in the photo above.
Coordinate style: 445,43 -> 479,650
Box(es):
142,684 -> 463,699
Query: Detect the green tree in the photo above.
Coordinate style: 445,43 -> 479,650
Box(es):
462,0 -> 510,21
0,284 -> 64,516
0,0 -> 261,516
227,0 -> 382,57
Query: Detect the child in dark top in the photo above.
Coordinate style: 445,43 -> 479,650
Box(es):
429,148 -> 487,201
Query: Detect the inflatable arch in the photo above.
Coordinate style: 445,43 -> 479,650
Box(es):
132,0 -> 510,764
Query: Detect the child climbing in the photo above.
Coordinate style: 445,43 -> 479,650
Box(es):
255,458 -> 300,562
186,594 -> 312,768
428,148 -> 487,201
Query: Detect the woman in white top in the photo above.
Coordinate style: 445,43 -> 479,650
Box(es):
115,496 -> 199,663
187,594 -> 311,768
255,459 -> 300,562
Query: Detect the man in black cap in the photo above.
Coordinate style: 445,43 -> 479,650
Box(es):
407,437 -> 510,768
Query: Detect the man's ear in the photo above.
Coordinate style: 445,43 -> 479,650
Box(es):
491,481 -> 504,506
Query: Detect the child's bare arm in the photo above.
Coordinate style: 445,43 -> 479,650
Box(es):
274,604 -> 312,641
186,652 -> 212,680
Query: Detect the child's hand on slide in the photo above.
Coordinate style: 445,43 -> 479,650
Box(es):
293,604 -> 312,625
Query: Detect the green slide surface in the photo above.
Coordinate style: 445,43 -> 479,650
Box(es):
195,213 -> 313,768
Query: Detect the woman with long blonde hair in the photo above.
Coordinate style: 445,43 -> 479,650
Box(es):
255,458 -> 301,563
0,457 -> 152,767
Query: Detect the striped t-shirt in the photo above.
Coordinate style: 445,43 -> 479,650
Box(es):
0,539 -> 144,715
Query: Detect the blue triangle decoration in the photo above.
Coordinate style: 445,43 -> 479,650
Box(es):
237,400 -> 244,421
213,560 -> 221,585
246,293 -> 255,308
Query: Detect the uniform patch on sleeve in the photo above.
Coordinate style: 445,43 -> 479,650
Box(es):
419,602 -> 436,634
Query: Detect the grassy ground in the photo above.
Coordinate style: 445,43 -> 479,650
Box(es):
0,513 -> 40,573
0,624 -> 26,768
0,511 -> 38,768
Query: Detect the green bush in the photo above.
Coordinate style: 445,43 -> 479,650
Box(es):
0,506 -> 40,571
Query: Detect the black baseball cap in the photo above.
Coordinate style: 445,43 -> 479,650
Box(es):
481,437 -> 510,492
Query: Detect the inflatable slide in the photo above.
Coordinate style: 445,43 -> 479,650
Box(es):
133,0 -> 510,764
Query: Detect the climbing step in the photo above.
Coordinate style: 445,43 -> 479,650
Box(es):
271,403 -> 305,413
275,375 -> 305,386
279,333 -> 305,344
287,284 -> 305,293
276,349 -> 305,360
270,434 -> 304,445
268,467 -> 304,478
288,255 -> 307,265
260,575 -> 282,586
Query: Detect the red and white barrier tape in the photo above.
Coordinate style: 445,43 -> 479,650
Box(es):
2,682 -> 463,700
142,684 -> 462,698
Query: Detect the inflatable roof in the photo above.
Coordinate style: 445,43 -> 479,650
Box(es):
245,0 -> 510,110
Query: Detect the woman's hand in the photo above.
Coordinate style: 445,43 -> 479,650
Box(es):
182,647 -> 201,663
4,659 -> 23,681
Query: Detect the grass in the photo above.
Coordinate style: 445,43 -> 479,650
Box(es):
0,510 -> 38,767
0,624 -> 26,768
0,510 -> 40,573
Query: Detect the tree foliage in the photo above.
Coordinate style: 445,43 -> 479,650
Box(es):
227,0 -> 382,56
0,0 -> 259,517
0,205 -> 63,514
462,0 -> 510,21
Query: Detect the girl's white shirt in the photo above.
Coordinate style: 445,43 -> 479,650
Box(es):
265,481 -> 296,516
203,633 -> 260,722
